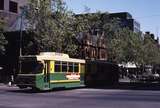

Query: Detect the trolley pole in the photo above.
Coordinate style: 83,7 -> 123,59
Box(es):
19,7 -> 24,74
19,20 -> 22,74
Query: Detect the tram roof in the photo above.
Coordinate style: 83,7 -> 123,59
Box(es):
20,52 -> 85,63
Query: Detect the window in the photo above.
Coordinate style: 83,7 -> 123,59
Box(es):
0,0 -> 4,10
55,61 -> 79,73
74,63 -> 79,72
21,61 -> 43,74
55,61 -> 61,72
62,62 -> 67,72
80,64 -> 85,73
9,1 -> 18,13
68,62 -> 79,73
68,62 -> 73,72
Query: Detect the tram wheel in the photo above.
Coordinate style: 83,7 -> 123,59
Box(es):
31,87 -> 40,91
18,85 -> 27,89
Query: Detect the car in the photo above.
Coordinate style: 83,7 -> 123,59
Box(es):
139,74 -> 160,82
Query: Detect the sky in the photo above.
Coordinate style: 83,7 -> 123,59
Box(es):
64,0 -> 160,38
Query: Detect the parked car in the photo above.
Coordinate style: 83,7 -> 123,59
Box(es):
139,74 -> 160,82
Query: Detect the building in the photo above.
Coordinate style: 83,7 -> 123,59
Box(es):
0,0 -> 27,30
77,31 -> 107,60
109,12 -> 141,33
76,12 -> 141,60
144,31 -> 159,44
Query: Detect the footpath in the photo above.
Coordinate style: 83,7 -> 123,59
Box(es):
0,82 -> 16,87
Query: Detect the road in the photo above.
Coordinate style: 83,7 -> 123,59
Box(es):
0,85 -> 160,108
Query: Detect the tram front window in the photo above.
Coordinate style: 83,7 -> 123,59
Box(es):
21,61 -> 44,74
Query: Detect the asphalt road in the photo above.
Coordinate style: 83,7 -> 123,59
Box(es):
0,85 -> 160,108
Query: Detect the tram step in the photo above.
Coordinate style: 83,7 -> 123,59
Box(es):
43,88 -> 50,90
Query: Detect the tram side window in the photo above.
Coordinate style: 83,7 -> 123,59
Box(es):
68,62 -> 79,73
74,63 -> 79,73
68,62 -> 73,72
55,61 -> 61,72
62,62 -> 67,72
80,63 -> 85,73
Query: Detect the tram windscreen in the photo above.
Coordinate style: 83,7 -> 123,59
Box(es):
21,61 -> 44,74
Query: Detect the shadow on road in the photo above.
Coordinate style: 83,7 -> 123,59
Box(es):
7,88 -> 39,93
6,86 -> 85,94
4,82 -> 160,93
89,82 -> 160,91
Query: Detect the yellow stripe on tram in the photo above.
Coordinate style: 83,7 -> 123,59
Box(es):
50,80 -> 80,83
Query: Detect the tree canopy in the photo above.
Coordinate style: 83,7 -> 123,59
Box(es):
24,0 -> 81,57
23,0 -> 160,68
108,28 -> 160,67
78,12 -> 160,67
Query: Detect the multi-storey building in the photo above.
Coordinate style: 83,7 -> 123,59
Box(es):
109,12 -> 141,33
0,0 -> 27,30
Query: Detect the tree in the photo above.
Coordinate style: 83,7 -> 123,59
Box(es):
107,27 -> 160,76
74,12 -> 104,33
0,19 -> 7,55
24,0 -> 80,56
107,28 -> 143,65
142,33 -> 160,65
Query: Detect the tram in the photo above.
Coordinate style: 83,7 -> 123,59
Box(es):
16,52 -> 85,90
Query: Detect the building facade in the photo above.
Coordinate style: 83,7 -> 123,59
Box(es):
109,12 -> 141,33
76,12 -> 141,61
77,31 -> 107,60
0,0 -> 27,30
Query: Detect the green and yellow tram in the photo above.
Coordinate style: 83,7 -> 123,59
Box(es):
16,52 -> 85,90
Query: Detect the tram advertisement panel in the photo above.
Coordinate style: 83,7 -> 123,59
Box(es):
66,73 -> 80,80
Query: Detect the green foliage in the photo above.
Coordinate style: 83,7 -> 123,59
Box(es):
26,0 -> 56,52
24,0 -> 160,67
107,27 -> 160,67
107,28 -> 134,63
74,12 -> 103,33
76,11 -> 160,66
141,33 -> 160,65
25,0 -> 79,56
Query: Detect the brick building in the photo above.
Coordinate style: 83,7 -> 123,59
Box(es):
77,31 -> 107,60
76,12 -> 141,60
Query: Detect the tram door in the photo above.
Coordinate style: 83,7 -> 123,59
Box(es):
44,61 -> 50,89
